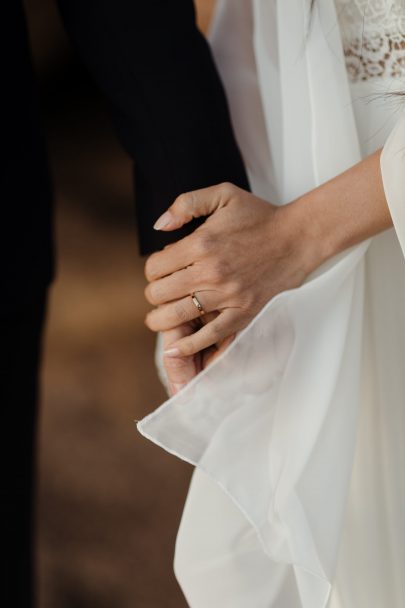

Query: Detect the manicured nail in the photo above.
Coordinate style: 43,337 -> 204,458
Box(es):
164,347 -> 181,357
153,211 -> 174,230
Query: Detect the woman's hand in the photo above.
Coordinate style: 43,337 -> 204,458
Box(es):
161,313 -> 235,396
144,183 -> 323,359
160,322 -> 202,396
147,150 -> 392,387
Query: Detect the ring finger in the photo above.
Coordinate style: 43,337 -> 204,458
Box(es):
145,291 -> 219,332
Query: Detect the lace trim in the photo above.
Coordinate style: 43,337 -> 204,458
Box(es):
335,0 -> 405,82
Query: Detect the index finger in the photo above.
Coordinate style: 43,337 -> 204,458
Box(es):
163,324 -> 200,395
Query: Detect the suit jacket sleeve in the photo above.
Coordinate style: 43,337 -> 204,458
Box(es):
56,0 -> 250,254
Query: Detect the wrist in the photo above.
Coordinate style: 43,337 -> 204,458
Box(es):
279,191 -> 339,275
284,150 -> 390,271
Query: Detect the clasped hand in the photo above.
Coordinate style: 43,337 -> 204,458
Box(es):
144,183 -> 318,394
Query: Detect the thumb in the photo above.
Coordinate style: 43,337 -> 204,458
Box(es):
153,182 -> 236,231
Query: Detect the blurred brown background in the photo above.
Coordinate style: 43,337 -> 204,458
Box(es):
24,1 -> 215,606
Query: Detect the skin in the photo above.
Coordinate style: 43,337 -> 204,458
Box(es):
144,149 -> 393,395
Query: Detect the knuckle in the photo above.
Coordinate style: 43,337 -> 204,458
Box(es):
226,279 -> 242,297
208,259 -> 228,284
144,256 -> 157,281
180,338 -> 195,357
187,190 -> 198,210
218,181 -> 236,198
145,313 -> 159,331
174,302 -> 188,323
209,323 -> 222,342
176,192 -> 188,209
236,292 -> 255,314
144,284 -> 153,303
145,283 -> 163,305
194,232 -> 215,257
163,356 -> 190,372
177,191 -> 194,214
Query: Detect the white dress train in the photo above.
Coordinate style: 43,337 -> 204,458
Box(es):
138,1 -> 405,606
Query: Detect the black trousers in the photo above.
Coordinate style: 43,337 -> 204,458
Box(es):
1,291 -> 48,607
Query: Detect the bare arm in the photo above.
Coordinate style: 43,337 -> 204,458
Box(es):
292,149 -> 391,267
144,149 -> 392,383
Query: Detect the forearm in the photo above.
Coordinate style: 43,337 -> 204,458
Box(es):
144,150 -> 394,359
289,149 -> 392,270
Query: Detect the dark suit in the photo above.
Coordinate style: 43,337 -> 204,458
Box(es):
3,1 -> 248,604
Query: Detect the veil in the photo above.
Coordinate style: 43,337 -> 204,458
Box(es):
138,1 -> 405,606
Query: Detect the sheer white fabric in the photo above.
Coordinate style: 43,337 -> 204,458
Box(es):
138,1 -> 405,606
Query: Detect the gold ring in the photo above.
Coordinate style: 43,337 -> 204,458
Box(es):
191,293 -> 205,315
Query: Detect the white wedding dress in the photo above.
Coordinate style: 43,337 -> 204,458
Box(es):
138,1 -> 405,606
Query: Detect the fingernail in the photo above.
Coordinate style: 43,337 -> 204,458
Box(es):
171,383 -> 186,395
164,347 -> 181,357
153,211 -> 174,230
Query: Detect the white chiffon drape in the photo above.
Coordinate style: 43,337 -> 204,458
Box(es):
137,1 -> 405,606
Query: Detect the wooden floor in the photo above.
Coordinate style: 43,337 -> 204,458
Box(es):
27,1 -> 216,606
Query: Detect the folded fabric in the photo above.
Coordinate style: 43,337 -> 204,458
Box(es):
138,1 -> 405,606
